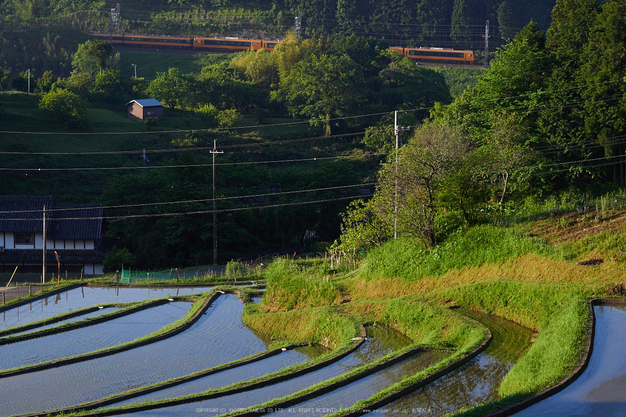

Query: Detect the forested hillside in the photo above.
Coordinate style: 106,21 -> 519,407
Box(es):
0,0 -> 555,50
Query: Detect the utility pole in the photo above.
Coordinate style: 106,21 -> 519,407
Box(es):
109,3 -> 120,45
27,69 -> 30,94
42,205 -> 46,284
295,13 -> 302,38
210,140 -> 223,265
394,110 -> 410,240
131,63 -> 137,78
483,20 -> 490,68
141,149 -> 148,177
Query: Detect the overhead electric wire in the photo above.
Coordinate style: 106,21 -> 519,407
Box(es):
0,132 -> 367,155
0,152 -> 385,172
0,182 -> 377,216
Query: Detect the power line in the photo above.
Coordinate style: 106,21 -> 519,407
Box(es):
0,153 -> 385,172
0,183 -> 377,216
0,132 -> 367,155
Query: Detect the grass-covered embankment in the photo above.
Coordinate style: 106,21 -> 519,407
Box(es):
338,221 -> 625,416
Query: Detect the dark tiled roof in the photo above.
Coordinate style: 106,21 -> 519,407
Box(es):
0,249 -> 104,263
0,196 -> 53,232
0,196 -> 102,240
51,205 -> 103,240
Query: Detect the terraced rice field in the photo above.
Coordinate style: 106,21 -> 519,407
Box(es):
362,310 -> 534,416
111,348 -> 313,407
0,285 -> 213,330
0,302 -> 191,370
0,293 -> 266,416
0,286 -> 542,417
115,325 -> 418,416
0,306 -> 116,338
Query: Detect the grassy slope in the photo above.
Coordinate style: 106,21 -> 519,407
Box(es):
240,210 -> 626,416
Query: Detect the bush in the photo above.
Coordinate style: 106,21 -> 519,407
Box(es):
38,88 -> 89,128
103,247 -> 136,273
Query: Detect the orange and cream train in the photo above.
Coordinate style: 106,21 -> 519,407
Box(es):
93,33 -> 474,63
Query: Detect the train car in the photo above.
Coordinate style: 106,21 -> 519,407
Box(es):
400,47 -> 475,63
194,37 -> 264,52
121,34 -> 193,48
93,33 -> 193,48
93,33 -> 125,46
261,40 -> 281,51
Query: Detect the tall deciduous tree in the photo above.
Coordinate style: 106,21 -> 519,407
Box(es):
450,0 -> 474,42
375,121 -> 475,248
276,53 -> 366,135
147,67 -> 197,112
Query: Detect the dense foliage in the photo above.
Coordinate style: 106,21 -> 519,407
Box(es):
0,0 -> 555,50
338,0 -> 626,257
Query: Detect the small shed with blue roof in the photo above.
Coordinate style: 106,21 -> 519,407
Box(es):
126,98 -> 164,121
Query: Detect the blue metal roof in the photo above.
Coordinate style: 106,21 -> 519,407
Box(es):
128,98 -> 163,108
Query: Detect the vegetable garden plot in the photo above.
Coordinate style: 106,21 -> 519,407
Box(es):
112,348 -> 313,407
0,303 -> 191,371
0,294 -> 266,417
0,286 -> 213,330
115,324 -> 415,416
363,310 -> 534,416
265,350 -> 449,416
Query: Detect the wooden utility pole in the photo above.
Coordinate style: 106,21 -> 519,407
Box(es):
210,140 -> 223,265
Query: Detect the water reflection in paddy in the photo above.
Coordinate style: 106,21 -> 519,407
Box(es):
365,309 -> 534,416
0,302 -> 191,370
112,348 -> 313,407
0,294 -> 265,417
513,305 -> 626,417
266,350 -> 449,416
0,306 -> 116,339
0,286 -> 213,330
117,325 -> 415,416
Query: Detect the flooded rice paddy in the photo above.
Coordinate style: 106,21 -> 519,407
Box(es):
513,305 -> 626,417
3,286 -> 613,417
0,306 -> 116,339
363,309 -> 534,416
116,325 -> 418,416
0,302 -> 191,370
0,285 -> 213,330
265,351 -> 449,416
112,348 -> 313,407
0,294 -> 266,416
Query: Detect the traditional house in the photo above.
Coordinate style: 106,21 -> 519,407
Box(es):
126,98 -> 164,121
0,196 -> 106,278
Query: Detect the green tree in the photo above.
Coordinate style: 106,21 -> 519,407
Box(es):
37,70 -> 56,93
38,88 -> 89,128
497,2 -> 516,40
578,0 -> 626,183
276,53 -> 366,135
147,67 -> 197,112
72,40 -> 114,76
196,103 -> 220,128
103,247 -> 136,273
450,0 -> 474,43
93,68 -> 124,102
375,121 -> 476,248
